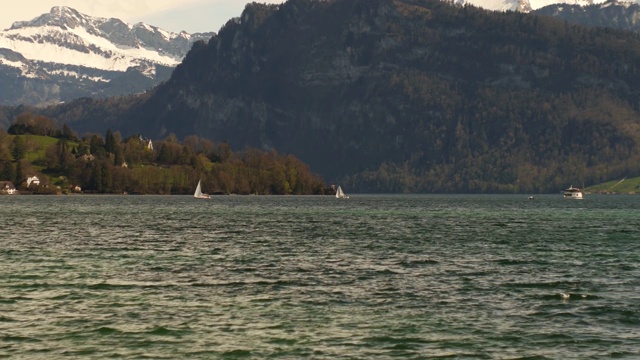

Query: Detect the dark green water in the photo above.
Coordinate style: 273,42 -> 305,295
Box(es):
0,194 -> 638,359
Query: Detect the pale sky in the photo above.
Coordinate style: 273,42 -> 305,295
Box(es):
0,0 -> 284,34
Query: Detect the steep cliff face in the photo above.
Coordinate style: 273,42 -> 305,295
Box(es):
28,0 -> 640,192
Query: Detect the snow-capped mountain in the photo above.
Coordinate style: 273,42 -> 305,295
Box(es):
458,0 -> 610,12
533,0 -> 640,32
0,6 -> 214,106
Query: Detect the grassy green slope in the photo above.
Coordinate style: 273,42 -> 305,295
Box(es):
585,177 -> 640,194
10,134 -> 78,170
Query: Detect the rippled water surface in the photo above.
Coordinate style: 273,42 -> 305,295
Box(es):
1,194 -> 639,359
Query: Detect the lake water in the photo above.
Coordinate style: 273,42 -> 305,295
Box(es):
0,194 -> 639,359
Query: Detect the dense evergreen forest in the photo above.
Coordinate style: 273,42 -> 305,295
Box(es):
0,114 -> 328,195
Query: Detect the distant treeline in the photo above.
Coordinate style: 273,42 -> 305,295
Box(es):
0,113 -> 328,195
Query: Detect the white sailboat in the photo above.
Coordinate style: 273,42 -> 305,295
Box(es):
194,180 -> 211,199
335,185 -> 349,199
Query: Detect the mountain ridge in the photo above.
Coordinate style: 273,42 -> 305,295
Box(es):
5,0 -> 640,193
0,6 -> 214,106
457,0 -> 609,12
533,0 -> 640,31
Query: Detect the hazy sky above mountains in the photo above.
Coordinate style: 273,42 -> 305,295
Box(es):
1,0 -> 284,34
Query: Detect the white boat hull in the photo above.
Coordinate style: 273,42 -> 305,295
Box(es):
563,186 -> 583,199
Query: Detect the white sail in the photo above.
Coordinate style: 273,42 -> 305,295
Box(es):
194,180 -> 203,197
194,180 -> 211,199
336,186 -> 349,199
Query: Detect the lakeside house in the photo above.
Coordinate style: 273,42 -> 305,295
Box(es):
0,181 -> 17,195
26,176 -> 40,187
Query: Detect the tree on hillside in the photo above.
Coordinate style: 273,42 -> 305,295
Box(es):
114,145 -> 124,167
123,137 -> 147,166
0,129 -> 12,181
60,124 -> 78,141
14,160 -> 24,187
105,129 -> 125,165
0,128 -> 9,151
0,137 -> 15,182
11,136 -> 26,161
89,135 -> 106,158
215,142 -> 233,163
156,135 -> 184,165
105,129 -> 117,154
0,160 -> 15,182
8,113 -> 56,136
45,139 -> 75,172
200,138 -> 215,159
77,142 -> 90,156
183,135 -> 200,154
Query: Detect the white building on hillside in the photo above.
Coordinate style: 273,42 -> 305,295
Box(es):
26,176 -> 40,187
0,181 -> 17,195
139,135 -> 154,151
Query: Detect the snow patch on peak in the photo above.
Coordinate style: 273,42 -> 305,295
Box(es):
134,22 -> 154,32
599,0 -> 637,8
0,6 -> 215,72
461,0 -> 609,12
0,6 -> 216,106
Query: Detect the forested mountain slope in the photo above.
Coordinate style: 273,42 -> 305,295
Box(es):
5,0 -> 640,193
